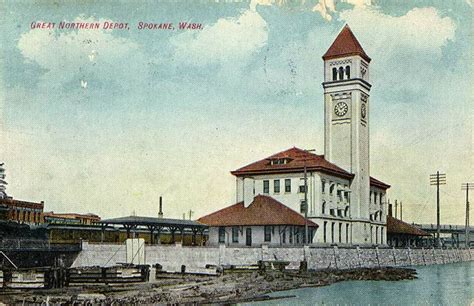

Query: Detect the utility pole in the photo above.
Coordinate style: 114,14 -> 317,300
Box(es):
302,149 -> 315,245
430,171 -> 446,247
462,183 -> 473,248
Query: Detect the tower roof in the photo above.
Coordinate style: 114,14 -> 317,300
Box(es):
323,25 -> 371,62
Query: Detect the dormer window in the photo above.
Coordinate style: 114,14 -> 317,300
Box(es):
269,158 -> 292,165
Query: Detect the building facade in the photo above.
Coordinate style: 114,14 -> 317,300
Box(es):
229,25 -> 390,246
43,212 -> 101,225
198,195 -> 317,247
0,197 -> 45,224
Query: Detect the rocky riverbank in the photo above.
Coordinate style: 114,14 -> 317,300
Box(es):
0,267 -> 417,304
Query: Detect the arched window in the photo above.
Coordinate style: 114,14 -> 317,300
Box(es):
345,65 -> 351,79
332,68 -> 337,81
338,67 -> 344,80
322,201 -> 326,214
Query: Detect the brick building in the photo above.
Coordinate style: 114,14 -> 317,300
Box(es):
0,197 -> 45,224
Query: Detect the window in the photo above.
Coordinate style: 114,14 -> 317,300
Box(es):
329,183 -> 335,195
232,227 -> 239,243
370,226 -> 373,243
330,209 -> 335,217
289,227 -> 293,244
379,194 -> 383,205
285,179 -> 291,193
322,181 -> 326,193
274,179 -> 280,193
339,223 -> 342,243
337,190 -> 342,202
346,224 -> 349,244
263,180 -> 269,194
332,67 -> 337,81
323,222 -> 327,243
282,228 -> 286,243
296,228 -> 300,244
375,227 -> 379,244
344,206 -> 349,217
338,67 -> 344,80
381,228 -> 384,244
300,200 -> 307,214
218,227 -> 226,244
374,192 -> 378,204
322,201 -> 326,214
345,65 -> 350,79
299,185 -> 306,193
264,226 -> 271,242
331,222 -> 335,243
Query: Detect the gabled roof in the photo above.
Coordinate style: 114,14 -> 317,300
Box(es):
197,195 -> 318,227
387,216 -> 430,236
231,147 -> 354,180
323,25 -> 371,62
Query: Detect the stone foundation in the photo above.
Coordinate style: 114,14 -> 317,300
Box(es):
72,241 -> 474,272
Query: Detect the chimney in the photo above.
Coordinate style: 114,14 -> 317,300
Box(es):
158,196 -> 163,218
388,203 -> 393,217
243,177 -> 255,208
400,201 -> 403,221
395,200 -> 398,219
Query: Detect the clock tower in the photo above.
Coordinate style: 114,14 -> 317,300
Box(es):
322,25 -> 372,238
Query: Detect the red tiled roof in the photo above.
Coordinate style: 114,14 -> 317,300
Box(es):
370,176 -> 390,190
323,25 -> 371,62
197,195 -> 318,227
231,147 -> 354,180
387,216 -> 430,236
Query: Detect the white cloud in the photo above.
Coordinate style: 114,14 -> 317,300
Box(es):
170,9 -> 268,66
339,7 -> 456,57
18,16 -> 144,90
313,0 -> 371,20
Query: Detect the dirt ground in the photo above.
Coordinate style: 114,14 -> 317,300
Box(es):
0,267 -> 417,304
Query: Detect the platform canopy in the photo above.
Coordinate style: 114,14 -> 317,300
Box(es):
99,215 -> 208,244
100,216 -> 207,229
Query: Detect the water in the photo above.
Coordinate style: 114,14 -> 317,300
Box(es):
247,262 -> 474,305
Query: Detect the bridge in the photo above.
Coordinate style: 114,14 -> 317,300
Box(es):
0,239 -> 82,268
413,224 -> 474,247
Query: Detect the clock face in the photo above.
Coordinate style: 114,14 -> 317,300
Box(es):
334,102 -> 348,117
361,103 -> 367,118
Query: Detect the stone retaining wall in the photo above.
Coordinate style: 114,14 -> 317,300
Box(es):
72,242 -> 474,272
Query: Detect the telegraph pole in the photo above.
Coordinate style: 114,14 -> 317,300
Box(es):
302,149 -> 315,245
462,183 -> 473,248
430,171 -> 446,247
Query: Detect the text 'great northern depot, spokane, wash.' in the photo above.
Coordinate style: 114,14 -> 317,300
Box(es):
30,21 -> 203,30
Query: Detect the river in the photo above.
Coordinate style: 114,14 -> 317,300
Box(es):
246,261 -> 474,305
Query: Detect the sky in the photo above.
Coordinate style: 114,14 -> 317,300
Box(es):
0,0 -> 472,225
